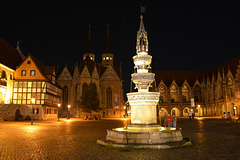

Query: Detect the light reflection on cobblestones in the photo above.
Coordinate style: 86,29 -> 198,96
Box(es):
0,118 -> 240,159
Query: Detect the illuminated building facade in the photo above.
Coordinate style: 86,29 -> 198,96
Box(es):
13,54 -> 61,120
0,38 -> 23,105
154,56 -> 240,118
57,26 -> 124,118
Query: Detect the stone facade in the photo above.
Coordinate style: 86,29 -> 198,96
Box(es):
154,56 -> 240,118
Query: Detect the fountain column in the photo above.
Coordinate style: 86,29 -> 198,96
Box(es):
127,15 -> 160,125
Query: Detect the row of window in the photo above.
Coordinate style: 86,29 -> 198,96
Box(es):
13,81 -> 46,105
21,70 -> 35,76
32,108 -> 57,114
13,81 -> 60,105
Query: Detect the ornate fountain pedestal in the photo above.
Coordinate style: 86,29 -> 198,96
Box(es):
127,92 -> 160,125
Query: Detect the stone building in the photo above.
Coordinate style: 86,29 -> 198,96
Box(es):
154,56 -> 240,118
0,39 -> 23,104
57,26 -> 125,118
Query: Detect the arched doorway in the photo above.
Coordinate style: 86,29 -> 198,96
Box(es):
195,107 -> 203,117
15,109 -> 22,121
183,107 -> 190,117
229,103 -> 237,117
159,108 -> 168,117
171,107 -> 180,117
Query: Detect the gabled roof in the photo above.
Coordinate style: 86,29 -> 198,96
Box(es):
0,38 -> 23,69
154,70 -> 210,87
218,56 -> 240,76
18,54 -> 56,82
78,55 -> 96,76
154,56 -> 240,87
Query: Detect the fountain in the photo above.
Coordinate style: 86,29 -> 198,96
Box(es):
97,15 -> 191,149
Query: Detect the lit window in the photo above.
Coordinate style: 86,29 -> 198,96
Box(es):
103,57 -> 105,60
106,57 -> 109,60
21,70 -> 26,76
30,70 -> 35,76
90,57 -> 93,60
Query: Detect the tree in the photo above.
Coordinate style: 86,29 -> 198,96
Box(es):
80,82 -> 100,112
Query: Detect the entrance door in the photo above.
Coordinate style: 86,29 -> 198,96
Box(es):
15,109 -> 22,121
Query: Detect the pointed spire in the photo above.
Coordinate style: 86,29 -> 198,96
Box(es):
16,40 -> 25,60
103,24 -> 112,53
139,15 -> 146,32
119,62 -> 122,80
84,24 -> 94,54
136,14 -> 148,54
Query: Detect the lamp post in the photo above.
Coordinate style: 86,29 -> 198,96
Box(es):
31,98 -> 35,125
124,106 -> 126,118
58,103 -> 61,121
67,105 -> 71,120
198,105 -> 201,117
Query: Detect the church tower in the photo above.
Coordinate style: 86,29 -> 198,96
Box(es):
102,25 -> 113,67
83,25 -> 95,61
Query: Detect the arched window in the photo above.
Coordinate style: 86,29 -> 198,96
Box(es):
227,76 -> 235,97
194,85 -> 201,102
1,70 -> 7,86
106,87 -> 112,108
219,77 -> 223,99
159,85 -> 167,103
1,70 -> 6,79
75,84 -> 80,107
170,84 -> 178,102
63,86 -> 68,108
182,84 -> 190,102
82,83 -> 88,95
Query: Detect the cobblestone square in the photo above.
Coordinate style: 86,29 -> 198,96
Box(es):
0,118 -> 240,160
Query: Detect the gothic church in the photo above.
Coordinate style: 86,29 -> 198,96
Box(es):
57,26 -> 125,118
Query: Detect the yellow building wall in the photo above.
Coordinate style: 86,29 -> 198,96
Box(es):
15,56 -> 45,80
0,63 -> 15,104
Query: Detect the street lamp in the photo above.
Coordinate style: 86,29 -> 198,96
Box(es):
124,106 -> 126,118
198,105 -> 201,117
67,105 -> 71,119
31,98 -> 35,125
58,103 -> 61,121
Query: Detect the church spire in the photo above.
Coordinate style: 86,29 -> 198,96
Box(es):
103,24 -> 112,53
136,15 -> 148,54
84,24 -> 94,54
83,24 -> 95,61
102,24 -> 113,67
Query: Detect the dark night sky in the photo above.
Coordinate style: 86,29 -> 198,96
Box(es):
1,1 -> 240,94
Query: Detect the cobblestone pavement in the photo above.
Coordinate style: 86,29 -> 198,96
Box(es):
0,118 -> 240,160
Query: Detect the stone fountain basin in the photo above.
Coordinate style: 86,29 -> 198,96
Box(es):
106,125 -> 183,144
97,125 -> 192,149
